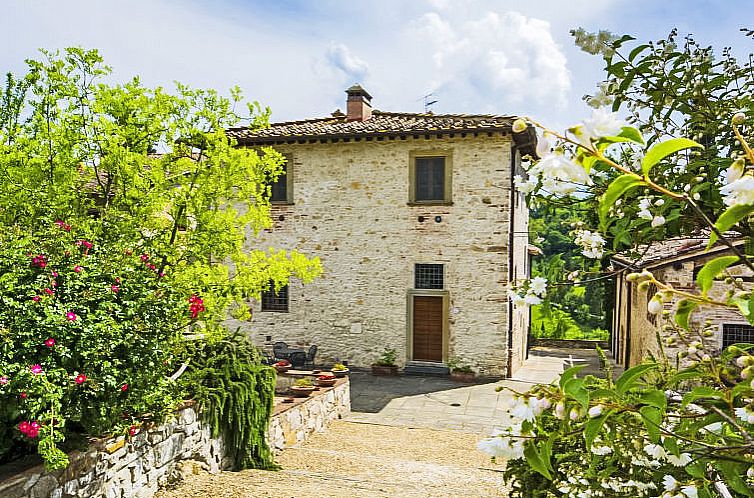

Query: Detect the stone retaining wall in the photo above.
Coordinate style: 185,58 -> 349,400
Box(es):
0,379 -> 350,498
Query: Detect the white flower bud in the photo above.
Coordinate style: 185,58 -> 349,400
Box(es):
569,408 -> 581,421
554,402 -> 566,419
651,215 -> 666,227
588,405 -> 603,418
733,112 -> 746,125
648,297 -> 663,315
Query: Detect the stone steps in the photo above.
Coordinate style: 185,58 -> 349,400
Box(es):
402,361 -> 450,376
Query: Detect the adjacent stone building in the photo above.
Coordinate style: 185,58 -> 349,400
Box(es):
227,85 -> 536,377
611,236 -> 753,368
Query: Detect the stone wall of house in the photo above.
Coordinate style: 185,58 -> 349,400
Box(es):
228,134 -> 523,377
615,253 -> 753,367
0,380 -> 350,498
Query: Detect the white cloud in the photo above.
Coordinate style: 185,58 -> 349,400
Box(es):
411,10 -> 570,109
325,42 -> 370,82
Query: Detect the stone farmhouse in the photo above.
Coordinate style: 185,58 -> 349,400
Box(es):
227,85 -> 536,377
611,236 -> 753,368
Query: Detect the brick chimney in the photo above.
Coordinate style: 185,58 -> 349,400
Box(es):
345,84 -> 372,122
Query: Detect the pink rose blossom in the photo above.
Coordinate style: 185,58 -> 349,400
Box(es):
111,285 -> 119,293
30,364 -> 43,375
121,383 -> 129,392
75,374 -> 87,385
140,254 -> 149,262
31,255 -> 47,268
0,376 -> 8,385
54,220 -> 71,231
129,425 -> 138,436
44,288 -> 54,296
66,311 -> 77,322
32,295 -> 40,302
44,338 -> 55,347
74,265 -> 83,273
51,271 -> 58,277
20,392 -> 28,399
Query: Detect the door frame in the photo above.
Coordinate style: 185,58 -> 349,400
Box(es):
406,289 -> 449,363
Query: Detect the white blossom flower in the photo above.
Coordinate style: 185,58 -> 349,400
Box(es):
644,443 -> 667,460
667,453 -> 692,466
681,484 -> 698,498
574,229 -> 606,259
588,405 -> 603,418
638,198 -> 654,219
528,151 -> 591,197
536,132 -> 555,158
478,425 -> 526,460
590,445 -> 612,455
578,108 -> 626,144
514,174 -> 538,194
662,475 -> 679,492
721,174 -> 754,206
529,277 -> 548,296
651,215 -> 666,228
735,406 -> 754,424
523,293 -> 542,305
508,290 -> 526,307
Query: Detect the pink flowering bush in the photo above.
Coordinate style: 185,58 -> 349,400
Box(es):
0,222 -> 205,469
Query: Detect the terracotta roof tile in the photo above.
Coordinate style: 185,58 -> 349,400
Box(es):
227,110 -> 517,144
612,234 -> 743,268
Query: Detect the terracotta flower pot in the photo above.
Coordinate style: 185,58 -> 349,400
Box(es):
450,371 -> 476,383
290,386 -> 315,397
331,368 -> 349,378
316,378 -> 337,387
371,364 -> 398,376
274,364 -> 291,374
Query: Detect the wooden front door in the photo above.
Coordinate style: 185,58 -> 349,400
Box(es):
412,295 -> 443,362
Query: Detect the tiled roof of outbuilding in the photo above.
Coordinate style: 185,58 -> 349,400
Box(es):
227,110 -> 518,145
611,234 -> 744,268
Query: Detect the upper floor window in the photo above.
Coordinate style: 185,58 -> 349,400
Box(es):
723,323 -> 754,348
261,283 -> 289,312
409,153 -> 452,204
270,154 -> 293,203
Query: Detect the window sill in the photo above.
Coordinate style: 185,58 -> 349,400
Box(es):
407,201 -> 453,207
270,201 -> 295,206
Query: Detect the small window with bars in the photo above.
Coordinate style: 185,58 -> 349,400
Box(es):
723,323 -> 754,348
261,283 -> 289,312
269,154 -> 292,203
415,264 -> 444,289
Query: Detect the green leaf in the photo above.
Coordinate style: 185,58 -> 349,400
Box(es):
559,365 -> 586,389
584,411 -> 611,449
615,363 -> 658,394
674,299 -> 699,330
599,174 -> 644,230
682,386 -> 723,407
696,255 -> 739,296
564,378 -> 589,409
524,441 -> 552,480
617,126 -> 645,144
641,137 -> 703,176
708,204 -> 754,247
685,461 -> 706,479
640,389 -> 667,410
715,460 -> 754,496
639,405 -> 662,443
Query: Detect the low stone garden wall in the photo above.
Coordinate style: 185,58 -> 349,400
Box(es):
0,378 -> 350,498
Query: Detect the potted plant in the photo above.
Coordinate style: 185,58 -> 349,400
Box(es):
371,348 -> 398,376
273,359 -> 291,373
331,362 -> 349,377
447,357 -> 476,382
316,373 -> 337,387
290,377 -> 315,397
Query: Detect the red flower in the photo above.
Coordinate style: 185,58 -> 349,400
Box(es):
31,255 -> 47,268
18,421 -> 30,434
66,311 -> 77,322
121,383 -> 129,392
30,364 -> 43,375
0,376 -> 8,385
111,285 -> 119,293
54,220 -> 71,231
44,338 -> 55,347
129,425 -> 138,436
188,294 -> 205,318
44,288 -> 54,296
20,392 -> 27,399
140,254 -> 149,262
75,374 -> 87,385
73,265 -> 83,273
32,295 -> 40,302
76,240 -> 93,249
51,271 -> 58,278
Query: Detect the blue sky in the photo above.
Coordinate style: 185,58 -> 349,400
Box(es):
3,1 -> 752,129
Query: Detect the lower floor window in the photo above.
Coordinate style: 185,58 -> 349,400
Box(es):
261,283 -> 289,312
722,323 -> 754,348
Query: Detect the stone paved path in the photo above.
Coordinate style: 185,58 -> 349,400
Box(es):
156,421 -> 508,497
157,347 -> 615,497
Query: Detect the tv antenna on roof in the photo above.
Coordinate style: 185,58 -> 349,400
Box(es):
423,93 -> 438,113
